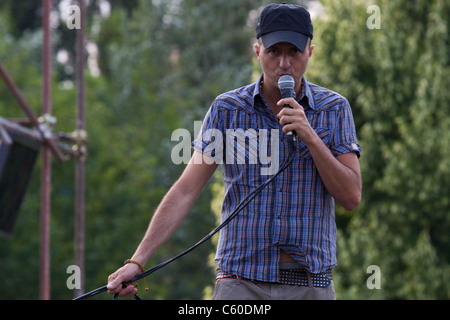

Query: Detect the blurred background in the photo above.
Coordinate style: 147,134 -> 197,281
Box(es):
0,0 -> 448,299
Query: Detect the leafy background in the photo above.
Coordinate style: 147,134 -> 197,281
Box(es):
0,0 -> 448,299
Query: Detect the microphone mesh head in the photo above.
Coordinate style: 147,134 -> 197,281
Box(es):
278,75 -> 295,90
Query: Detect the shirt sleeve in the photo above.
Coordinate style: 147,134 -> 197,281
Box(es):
330,98 -> 362,158
191,100 -> 224,163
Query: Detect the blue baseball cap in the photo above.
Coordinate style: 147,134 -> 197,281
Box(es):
256,3 -> 313,52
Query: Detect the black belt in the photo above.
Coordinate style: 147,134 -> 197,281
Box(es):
216,268 -> 332,288
279,268 -> 332,287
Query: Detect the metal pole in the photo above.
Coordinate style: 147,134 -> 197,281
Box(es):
0,64 -> 39,127
40,0 -> 52,300
0,63 -> 65,162
75,0 -> 86,297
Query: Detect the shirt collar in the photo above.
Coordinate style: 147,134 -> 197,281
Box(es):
298,76 -> 316,110
253,74 -> 265,107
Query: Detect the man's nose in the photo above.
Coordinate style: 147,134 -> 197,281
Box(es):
279,54 -> 291,69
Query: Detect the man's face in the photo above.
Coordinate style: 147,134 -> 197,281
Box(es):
254,39 -> 314,94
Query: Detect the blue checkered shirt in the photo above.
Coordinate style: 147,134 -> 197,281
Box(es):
192,75 -> 361,282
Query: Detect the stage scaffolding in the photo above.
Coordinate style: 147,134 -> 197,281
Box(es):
0,0 -> 87,299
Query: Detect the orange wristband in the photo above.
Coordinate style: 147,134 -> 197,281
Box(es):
124,259 -> 145,272
124,259 -> 148,291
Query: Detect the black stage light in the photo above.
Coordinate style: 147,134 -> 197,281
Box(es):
0,123 -> 40,237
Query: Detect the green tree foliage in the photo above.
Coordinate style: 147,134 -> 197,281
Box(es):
0,0 -> 269,299
308,0 -> 449,299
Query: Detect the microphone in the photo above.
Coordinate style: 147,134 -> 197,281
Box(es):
278,75 -> 296,100
278,75 -> 296,138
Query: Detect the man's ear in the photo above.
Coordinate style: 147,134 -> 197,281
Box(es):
254,41 -> 261,60
309,44 -> 315,58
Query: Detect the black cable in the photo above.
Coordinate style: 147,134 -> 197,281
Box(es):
74,136 -> 296,300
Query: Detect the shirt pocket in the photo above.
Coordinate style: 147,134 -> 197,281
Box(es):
297,127 -> 331,159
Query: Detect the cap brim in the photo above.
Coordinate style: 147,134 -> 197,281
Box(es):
261,30 -> 309,52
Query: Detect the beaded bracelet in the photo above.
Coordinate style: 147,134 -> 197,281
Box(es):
124,259 -> 145,272
124,259 -> 149,291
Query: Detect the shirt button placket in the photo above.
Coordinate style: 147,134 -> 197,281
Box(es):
272,184 -> 283,246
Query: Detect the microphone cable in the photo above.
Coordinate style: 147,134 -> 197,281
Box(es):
74,134 -> 297,300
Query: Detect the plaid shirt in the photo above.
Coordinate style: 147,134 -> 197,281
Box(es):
192,74 -> 361,282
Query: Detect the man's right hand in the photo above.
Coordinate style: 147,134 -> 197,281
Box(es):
107,263 -> 142,297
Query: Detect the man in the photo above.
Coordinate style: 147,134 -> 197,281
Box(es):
107,3 -> 361,300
